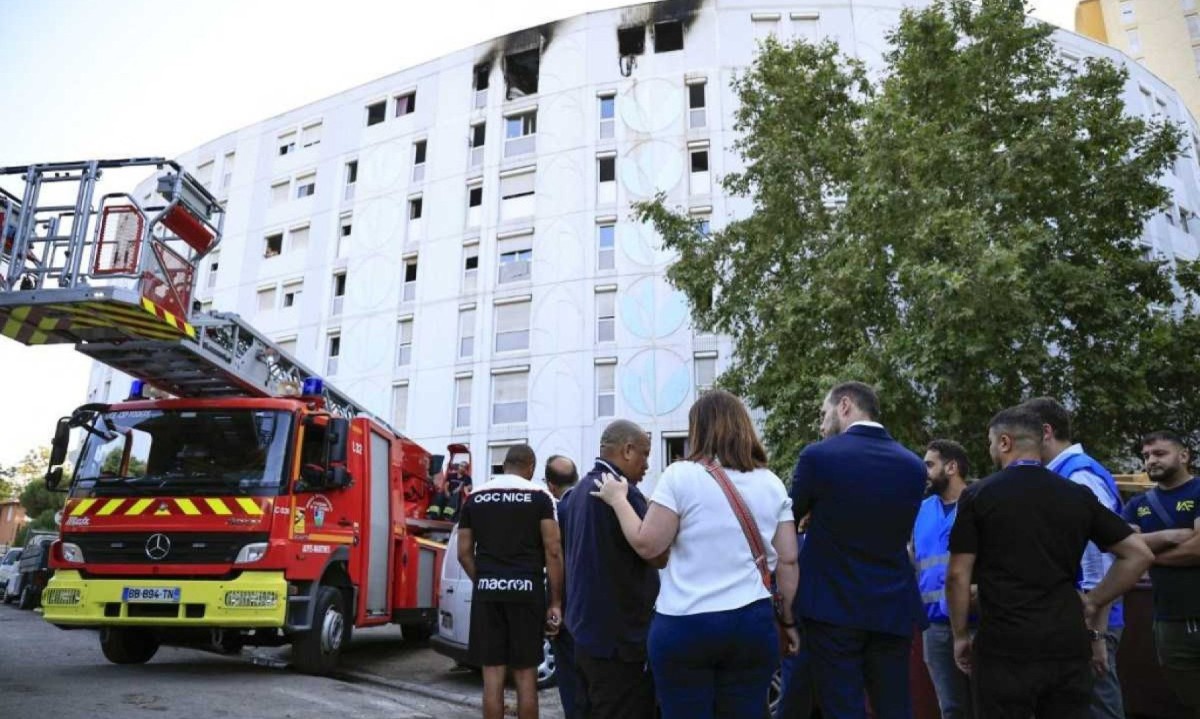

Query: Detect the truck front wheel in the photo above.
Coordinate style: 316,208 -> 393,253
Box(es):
292,586 -> 346,675
17,583 -> 37,610
100,628 -> 160,664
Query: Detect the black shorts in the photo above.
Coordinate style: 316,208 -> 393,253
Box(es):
468,599 -> 545,668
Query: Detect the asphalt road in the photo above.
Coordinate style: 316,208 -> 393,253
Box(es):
0,603 -> 490,719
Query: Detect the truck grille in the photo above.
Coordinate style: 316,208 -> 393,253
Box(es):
70,533 -> 267,564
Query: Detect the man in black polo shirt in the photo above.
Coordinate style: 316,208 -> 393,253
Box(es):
457,445 -> 563,719
1122,430 -> 1200,713
559,419 -> 663,719
946,407 -> 1152,719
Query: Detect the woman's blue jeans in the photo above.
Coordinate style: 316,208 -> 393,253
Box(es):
649,598 -> 780,719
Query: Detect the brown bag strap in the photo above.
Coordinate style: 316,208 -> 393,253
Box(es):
702,458 -> 772,593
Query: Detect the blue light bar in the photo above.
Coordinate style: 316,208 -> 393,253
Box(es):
127,380 -> 146,400
301,377 -> 324,396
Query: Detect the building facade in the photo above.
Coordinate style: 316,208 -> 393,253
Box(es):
86,0 -> 1200,489
0,500 -> 27,550
1076,0 -> 1200,121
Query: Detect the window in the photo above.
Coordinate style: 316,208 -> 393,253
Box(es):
596,290 -> 616,342
500,168 -> 536,219
752,14 -> 781,41
618,25 -> 646,55
598,155 -> 616,204
596,362 -> 615,418
791,12 -> 820,42
469,184 -> 484,207
264,233 -> 283,258
690,148 -> 710,194
504,111 -> 537,157
688,82 -> 707,129
492,371 -> 528,424
598,223 -> 616,270
695,354 -> 716,393
654,21 -> 684,52
490,444 -> 525,475
1194,46 -> 1200,75
470,122 -> 486,167
1126,28 -> 1141,55
366,101 -> 386,126
396,318 -> 413,366
1118,0 -> 1135,23
288,225 -> 310,252
257,286 -> 277,312
1185,0 -> 1198,12
599,95 -> 615,139
463,245 -> 479,292
473,63 -> 490,109
459,308 -> 476,358
278,130 -> 296,156
1189,14 -> 1200,40
395,91 -> 417,117
494,300 -> 531,352
295,173 -> 316,199
338,213 -> 352,257
270,180 -> 290,206
331,271 -> 346,315
282,281 -> 303,308
301,122 -> 322,148
327,334 -> 341,375
195,160 -> 214,187
278,337 -> 298,357
409,196 -> 423,220
402,257 -> 418,301
412,140 -> 427,182
206,253 -> 219,289
504,49 -> 540,100
455,376 -> 472,428
664,435 -> 690,467
222,151 -> 235,190
392,383 -> 409,431
344,160 -> 358,201
498,235 -> 533,284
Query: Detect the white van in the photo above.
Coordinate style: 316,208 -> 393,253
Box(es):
431,527 -> 558,688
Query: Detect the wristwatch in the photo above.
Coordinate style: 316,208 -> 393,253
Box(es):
1088,629 -> 1104,642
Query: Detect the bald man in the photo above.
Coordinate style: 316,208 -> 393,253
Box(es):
559,420 -> 663,719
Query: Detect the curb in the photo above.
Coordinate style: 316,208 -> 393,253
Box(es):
339,668 -> 484,709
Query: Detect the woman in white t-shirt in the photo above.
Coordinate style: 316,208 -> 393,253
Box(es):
592,389 -> 800,719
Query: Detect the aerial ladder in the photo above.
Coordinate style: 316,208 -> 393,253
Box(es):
0,158 -> 376,421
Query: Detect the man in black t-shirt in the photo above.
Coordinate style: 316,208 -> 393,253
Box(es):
946,407 -> 1152,719
457,445 -> 563,719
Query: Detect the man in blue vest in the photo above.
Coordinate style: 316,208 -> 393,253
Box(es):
1023,397 -> 1126,719
791,381 -> 927,719
914,439 -> 974,719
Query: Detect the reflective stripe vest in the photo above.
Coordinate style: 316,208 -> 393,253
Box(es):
1052,451 -> 1125,629
913,495 -> 957,624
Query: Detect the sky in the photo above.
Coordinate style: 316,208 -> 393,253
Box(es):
0,0 -> 1077,467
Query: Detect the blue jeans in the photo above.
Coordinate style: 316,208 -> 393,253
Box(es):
922,623 -> 973,719
775,647 -> 815,719
1088,627 -> 1123,719
649,599 -> 780,719
804,618 -> 913,719
553,627 -> 589,719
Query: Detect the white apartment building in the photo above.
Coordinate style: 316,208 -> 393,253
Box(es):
87,0 -> 1200,487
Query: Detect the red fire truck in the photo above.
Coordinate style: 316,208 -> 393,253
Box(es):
0,159 -> 455,674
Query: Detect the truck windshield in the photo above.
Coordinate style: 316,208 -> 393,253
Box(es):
72,409 -> 293,497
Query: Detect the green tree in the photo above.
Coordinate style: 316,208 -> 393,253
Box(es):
0,447 -> 53,499
636,0 -> 1197,474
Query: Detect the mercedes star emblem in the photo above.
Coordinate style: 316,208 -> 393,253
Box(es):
145,533 -> 171,561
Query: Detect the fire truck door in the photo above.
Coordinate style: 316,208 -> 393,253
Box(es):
366,431 -> 391,614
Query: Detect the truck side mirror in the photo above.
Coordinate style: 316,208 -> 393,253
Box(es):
46,417 -> 70,490
327,418 -> 350,464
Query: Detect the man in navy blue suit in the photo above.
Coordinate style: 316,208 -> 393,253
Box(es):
791,381 -> 928,719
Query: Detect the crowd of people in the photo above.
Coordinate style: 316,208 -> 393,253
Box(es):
453,382 -> 1200,719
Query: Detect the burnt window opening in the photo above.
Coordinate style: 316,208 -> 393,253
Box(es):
654,21 -> 684,53
598,156 -> 616,183
404,261 -> 418,283
409,197 -> 423,220
366,101 -> 386,126
413,140 -> 427,165
469,186 -> 483,207
465,255 -> 479,271
395,91 -> 417,117
474,63 -> 491,91
689,83 -> 706,109
618,25 -> 646,55
504,49 -> 540,100
471,123 -> 486,148
691,150 -> 709,173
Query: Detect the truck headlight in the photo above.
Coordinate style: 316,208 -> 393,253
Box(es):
234,542 -> 268,564
60,542 -> 85,564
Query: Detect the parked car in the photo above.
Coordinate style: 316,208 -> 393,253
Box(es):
11,531 -> 55,610
0,548 -> 21,603
431,527 -> 559,689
